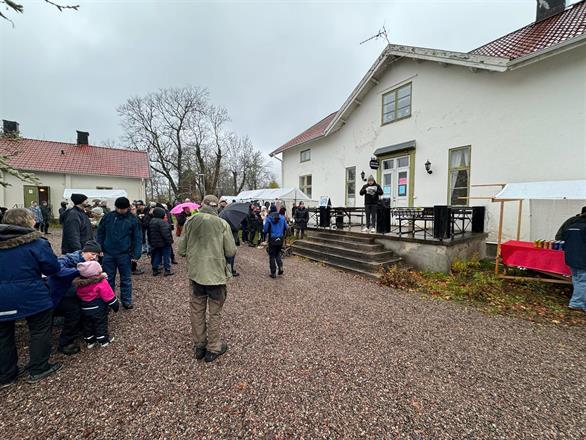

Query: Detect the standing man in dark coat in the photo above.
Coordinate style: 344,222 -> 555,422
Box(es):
359,175 -> 383,233
562,208 -> 586,312
97,197 -> 142,310
148,207 -> 174,277
61,193 -> 93,254
293,201 -> 309,239
39,201 -> 52,235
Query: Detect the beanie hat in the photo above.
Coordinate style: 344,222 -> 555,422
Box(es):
115,197 -> 131,209
77,261 -> 102,278
70,193 -> 87,205
152,207 -> 165,219
91,207 -> 104,216
269,204 -> 277,213
203,195 -> 219,207
367,175 -> 375,181
82,240 -> 102,254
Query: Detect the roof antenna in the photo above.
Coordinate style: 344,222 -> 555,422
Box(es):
360,25 -> 390,45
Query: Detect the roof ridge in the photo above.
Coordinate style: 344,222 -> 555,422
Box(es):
469,0 -> 585,55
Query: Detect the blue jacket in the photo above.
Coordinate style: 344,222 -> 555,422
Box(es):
563,219 -> 586,270
264,212 -> 287,239
97,211 -> 142,259
0,225 -> 60,321
47,251 -> 85,306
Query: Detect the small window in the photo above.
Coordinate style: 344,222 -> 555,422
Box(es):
448,146 -> 471,206
382,159 -> 394,170
299,174 -> 312,199
96,186 -> 113,190
397,157 -> 409,168
345,167 -> 356,207
382,83 -> 412,125
300,149 -> 311,162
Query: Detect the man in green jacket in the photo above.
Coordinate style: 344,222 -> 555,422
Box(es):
178,194 -> 236,363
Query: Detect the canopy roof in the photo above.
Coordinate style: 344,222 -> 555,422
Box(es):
235,187 -> 312,202
494,180 -> 586,201
63,189 -> 128,200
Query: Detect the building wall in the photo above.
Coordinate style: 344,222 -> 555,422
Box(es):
282,45 -> 586,241
0,171 -> 146,220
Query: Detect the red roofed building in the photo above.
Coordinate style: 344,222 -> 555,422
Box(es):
272,0 -> 586,245
0,123 -> 150,217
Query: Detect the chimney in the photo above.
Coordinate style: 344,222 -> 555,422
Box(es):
76,130 -> 89,145
536,0 -> 566,22
2,120 -> 19,136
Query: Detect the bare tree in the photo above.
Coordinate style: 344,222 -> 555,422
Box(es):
118,86 -> 207,198
223,134 -> 252,195
1,0 -> 78,26
0,133 -> 40,187
245,150 -> 274,190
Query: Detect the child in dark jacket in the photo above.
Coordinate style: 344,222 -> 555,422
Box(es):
148,207 -> 174,277
73,261 -> 119,348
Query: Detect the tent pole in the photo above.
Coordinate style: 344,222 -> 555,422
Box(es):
495,201 -> 505,276
516,199 -> 523,241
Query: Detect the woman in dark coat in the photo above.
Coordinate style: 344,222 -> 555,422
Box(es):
293,201 -> 309,239
0,208 -> 62,388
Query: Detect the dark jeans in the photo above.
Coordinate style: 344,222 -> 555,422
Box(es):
42,221 -> 50,234
0,309 -> 53,384
53,293 -> 81,348
103,253 -> 133,305
80,299 -> 109,344
151,246 -> 172,271
365,205 -> 377,229
268,243 -> 283,275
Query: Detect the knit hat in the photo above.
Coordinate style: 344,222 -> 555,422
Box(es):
77,261 -> 102,278
82,240 -> 102,253
269,204 -> 277,213
91,207 -> 104,216
367,175 -> 375,181
202,195 -> 219,207
152,207 -> 165,219
115,197 -> 131,209
70,193 -> 87,205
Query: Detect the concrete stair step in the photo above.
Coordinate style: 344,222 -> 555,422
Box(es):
294,239 -> 393,261
303,235 -> 385,252
292,243 -> 401,274
305,229 -> 375,244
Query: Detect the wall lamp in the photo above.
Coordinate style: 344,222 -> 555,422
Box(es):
360,171 -> 366,181
425,160 -> 433,174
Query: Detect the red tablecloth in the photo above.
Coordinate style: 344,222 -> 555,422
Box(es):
500,240 -> 571,276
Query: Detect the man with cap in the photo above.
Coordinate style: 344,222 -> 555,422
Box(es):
61,193 -> 93,254
179,195 -> 236,363
48,240 -> 102,355
97,197 -> 142,309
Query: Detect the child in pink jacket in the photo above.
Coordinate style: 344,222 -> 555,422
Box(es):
73,261 -> 119,348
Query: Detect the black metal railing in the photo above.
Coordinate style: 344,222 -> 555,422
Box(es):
308,205 -> 485,241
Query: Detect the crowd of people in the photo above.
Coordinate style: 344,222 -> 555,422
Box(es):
0,191 -> 311,388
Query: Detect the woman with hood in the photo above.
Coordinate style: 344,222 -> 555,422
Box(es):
263,205 -> 288,278
359,175 -> 383,233
0,208 -> 62,388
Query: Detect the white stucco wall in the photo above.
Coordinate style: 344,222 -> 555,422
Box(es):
0,171 -> 146,219
281,45 -> 586,241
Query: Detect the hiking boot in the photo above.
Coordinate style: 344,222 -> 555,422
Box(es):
164,269 -> 174,277
204,344 -> 228,363
123,303 -> 134,310
270,273 -> 276,279
27,363 -> 62,384
171,259 -> 178,265
232,270 -> 240,277
152,269 -> 161,277
58,343 -> 80,356
195,346 -> 207,360
278,268 -> 284,276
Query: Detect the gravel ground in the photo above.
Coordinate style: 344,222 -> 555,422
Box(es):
1,231 -> 585,439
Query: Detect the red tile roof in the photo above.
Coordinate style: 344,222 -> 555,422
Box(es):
271,112 -> 337,155
0,137 -> 150,179
470,0 -> 586,59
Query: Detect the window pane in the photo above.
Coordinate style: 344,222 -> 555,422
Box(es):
306,175 -> 312,185
383,93 -> 395,105
449,148 -> 470,168
398,84 -> 411,99
383,159 -> 393,170
383,102 -> 395,113
397,107 -> 410,119
383,174 -> 392,185
348,183 -> 355,194
450,188 -> 468,206
383,112 -> 395,123
397,96 -> 411,110
347,167 -> 355,181
453,169 -> 468,188
397,157 -> 409,168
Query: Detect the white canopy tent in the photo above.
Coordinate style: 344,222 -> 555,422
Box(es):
63,189 -> 128,201
494,180 -> 586,201
235,187 -> 313,205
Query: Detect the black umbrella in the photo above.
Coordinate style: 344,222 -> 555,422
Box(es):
219,202 -> 250,230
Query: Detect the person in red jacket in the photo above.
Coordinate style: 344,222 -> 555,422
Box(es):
73,261 -> 119,348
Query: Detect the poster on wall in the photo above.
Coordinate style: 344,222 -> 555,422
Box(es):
398,185 -> 407,196
319,196 -> 331,207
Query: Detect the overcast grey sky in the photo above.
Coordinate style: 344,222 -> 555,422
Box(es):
1,0 -> 578,172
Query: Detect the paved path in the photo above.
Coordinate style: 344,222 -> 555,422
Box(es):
1,232 -> 585,439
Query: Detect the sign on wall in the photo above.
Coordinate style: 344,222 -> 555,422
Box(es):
369,158 -> 379,170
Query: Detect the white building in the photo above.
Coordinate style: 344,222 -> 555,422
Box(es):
0,123 -> 150,217
271,0 -> 586,243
